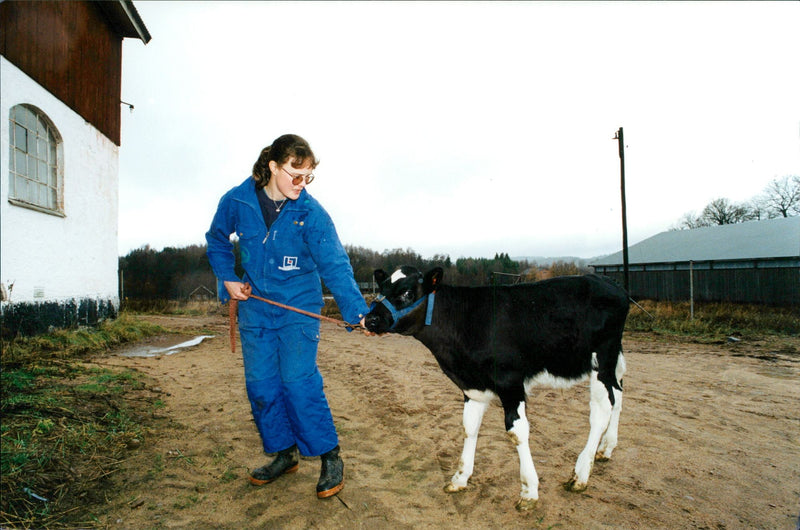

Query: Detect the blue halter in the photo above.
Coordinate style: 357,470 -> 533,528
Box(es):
372,291 -> 435,330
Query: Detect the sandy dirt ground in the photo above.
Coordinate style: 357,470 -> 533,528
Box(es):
91,313 -> 799,529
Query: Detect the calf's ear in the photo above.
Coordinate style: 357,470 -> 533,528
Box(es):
423,267 -> 443,293
374,269 -> 388,285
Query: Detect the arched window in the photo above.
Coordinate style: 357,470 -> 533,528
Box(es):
8,104 -> 64,215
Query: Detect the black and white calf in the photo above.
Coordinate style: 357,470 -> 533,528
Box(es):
364,266 -> 630,510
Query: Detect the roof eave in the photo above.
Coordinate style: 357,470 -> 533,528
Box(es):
95,0 -> 152,44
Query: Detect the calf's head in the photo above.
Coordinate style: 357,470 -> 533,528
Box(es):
364,266 -> 442,334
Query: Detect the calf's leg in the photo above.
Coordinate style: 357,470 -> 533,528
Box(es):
597,353 -> 625,460
566,370 -> 613,492
504,400 -> 539,511
445,397 -> 488,492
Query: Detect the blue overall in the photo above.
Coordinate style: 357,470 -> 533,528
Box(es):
206,177 -> 368,457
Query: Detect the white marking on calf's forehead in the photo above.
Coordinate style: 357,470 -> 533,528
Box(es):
390,270 -> 407,283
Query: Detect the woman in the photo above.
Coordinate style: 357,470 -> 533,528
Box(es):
206,134 -> 369,498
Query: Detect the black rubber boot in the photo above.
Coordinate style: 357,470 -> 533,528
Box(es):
249,445 -> 299,486
316,445 -> 344,498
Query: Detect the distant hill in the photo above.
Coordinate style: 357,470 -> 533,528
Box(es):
512,256 -> 594,267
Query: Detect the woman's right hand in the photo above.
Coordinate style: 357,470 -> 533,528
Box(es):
224,281 -> 252,301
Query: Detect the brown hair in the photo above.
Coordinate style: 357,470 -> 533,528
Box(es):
252,134 -> 319,189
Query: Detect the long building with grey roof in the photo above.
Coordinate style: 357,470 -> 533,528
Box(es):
590,217 -> 799,306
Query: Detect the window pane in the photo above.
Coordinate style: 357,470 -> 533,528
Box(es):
49,142 -> 57,164
28,181 -> 37,203
28,155 -> 37,180
38,161 -> 47,181
25,108 -> 36,131
14,124 -> 27,152
15,106 -> 25,127
15,150 -> 27,176
50,187 -> 58,209
19,106 -> 32,130
15,176 -> 26,199
50,166 -> 57,187
37,139 -> 47,159
37,117 -> 46,136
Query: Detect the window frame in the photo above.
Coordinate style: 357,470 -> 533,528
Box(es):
7,104 -> 65,217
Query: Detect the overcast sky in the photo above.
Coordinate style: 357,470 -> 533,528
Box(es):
118,1 -> 800,261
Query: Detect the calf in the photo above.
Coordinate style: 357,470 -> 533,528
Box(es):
364,266 -> 629,510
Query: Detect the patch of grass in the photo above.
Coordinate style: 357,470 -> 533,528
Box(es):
167,448 -> 195,466
172,493 -> 205,510
626,300 -> 799,340
145,453 -> 165,482
121,299 -> 220,316
211,445 -> 229,465
0,312 -> 165,529
220,468 -> 239,483
1,363 -> 153,526
2,312 -> 166,365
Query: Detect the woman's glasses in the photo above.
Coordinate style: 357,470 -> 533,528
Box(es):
282,166 -> 315,185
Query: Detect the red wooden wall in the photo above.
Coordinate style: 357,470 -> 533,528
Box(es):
1,1 -> 123,145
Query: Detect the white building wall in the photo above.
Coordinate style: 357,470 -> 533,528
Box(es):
1,56 -> 119,309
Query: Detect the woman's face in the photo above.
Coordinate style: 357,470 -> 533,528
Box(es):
268,157 -> 314,201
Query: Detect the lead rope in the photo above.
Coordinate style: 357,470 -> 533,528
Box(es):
228,296 -> 365,353
229,299 -> 238,353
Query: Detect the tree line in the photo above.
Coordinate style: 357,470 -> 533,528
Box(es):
118,245 -> 586,302
119,244 -> 217,301
674,175 -> 799,229
120,175 -> 798,302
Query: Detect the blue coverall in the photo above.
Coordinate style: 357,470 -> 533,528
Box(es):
206,177 -> 368,457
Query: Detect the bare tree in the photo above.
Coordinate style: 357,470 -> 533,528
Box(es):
747,196 -> 770,220
674,211 -> 710,230
795,176 -> 800,215
701,197 -> 755,225
675,176 -> 798,229
759,175 -> 800,218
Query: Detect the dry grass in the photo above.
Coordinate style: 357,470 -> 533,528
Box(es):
626,300 -> 799,339
120,298 -> 221,316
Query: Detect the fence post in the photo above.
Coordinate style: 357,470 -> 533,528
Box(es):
689,260 -> 694,320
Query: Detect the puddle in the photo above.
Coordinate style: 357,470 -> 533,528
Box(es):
118,335 -> 215,358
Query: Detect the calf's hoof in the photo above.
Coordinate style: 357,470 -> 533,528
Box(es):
515,497 -> 538,511
595,454 -> 610,462
443,482 -> 467,493
564,476 -> 588,492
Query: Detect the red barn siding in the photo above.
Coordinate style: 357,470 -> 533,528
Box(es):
0,1 -> 123,145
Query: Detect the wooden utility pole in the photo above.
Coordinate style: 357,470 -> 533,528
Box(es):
614,127 -> 630,292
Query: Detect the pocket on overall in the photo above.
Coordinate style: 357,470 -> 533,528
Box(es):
234,220 -> 265,275
277,322 -> 321,383
237,324 -> 281,383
